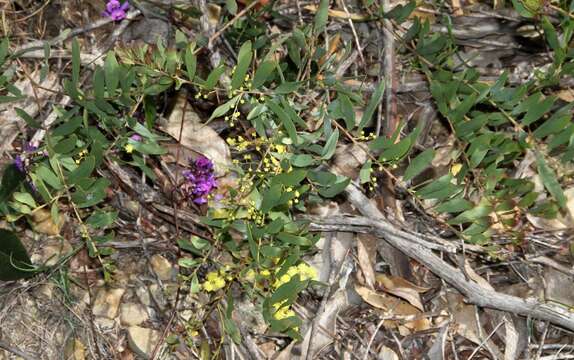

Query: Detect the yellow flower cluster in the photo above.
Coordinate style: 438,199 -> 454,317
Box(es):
286,187 -> 301,207
273,304 -> 295,320
246,200 -> 265,225
124,144 -> 134,154
357,131 -> 376,141
202,271 -> 226,292
244,268 -> 271,282
75,149 -> 89,164
273,263 -> 318,288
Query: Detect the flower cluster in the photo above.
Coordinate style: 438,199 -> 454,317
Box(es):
273,263 -> 318,289
182,156 -> 217,204
103,0 -> 129,21
273,302 -> 295,320
202,271 -> 226,292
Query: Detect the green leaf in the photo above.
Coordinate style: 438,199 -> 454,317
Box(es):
275,81 -> 301,94
261,184 -> 283,212
448,204 -> 493,225
542,16 -> 560,52
434,197 -> 474,213
359,160 -> 373,184
383,1 -> 416,23
13,192 -> 36,208
0,164 -> 26,204
72,38 -> 80,87
53,135 -> 77,154
209,95 -> 241,121
252,61 -> 276,89
277,232 -> 312,246
271,170 -> 307,187
184,44 -> 197,81
52,116 -> 82,137
270,276 -> 306,305
71,178 -> 110,208
226,0 -> 238,14
231,41 -> 252,90
15,108 -> 41,129
404,149 -> 435,182
203,65 -> 226,91
69,156 -> 95,184
267,100 -> 297,143
36,165 -> 63,190
321,129 -> 339,160
379,136 -> 412,162
522,95 -> 556,126
318,177 -> 350,197
178,236 -> 210,256
86,210 -> 118,228
314,0 -> 329,33
511,0 -> 537,17
536,151 -> 567,210
291,154 -> 315,167
0,229 -> 34,281
104,51 -> 120,95
359,81 -> 385,130
0,37 -> 9,67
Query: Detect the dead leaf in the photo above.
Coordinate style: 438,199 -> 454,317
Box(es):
357,234 -> 377,288
332,143 -> 369,179
162,92 -> 232,176
446,293 -> 481,344
31,208 -> 61,235
375,274 -> 429,311
319,33 -> 341,66
556,89 -> 574,102
379,346 -> 399,360
303,5 -> 369,21
544,267 -> 574,308
355,285 -> 430,332
0,70 -> 59,155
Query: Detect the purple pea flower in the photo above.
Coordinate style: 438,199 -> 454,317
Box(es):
181,156 -> 217,204
130,134 -> 142,142
103,0 -> 129,21
24,142 -> 38,153
14,155 -> 25,173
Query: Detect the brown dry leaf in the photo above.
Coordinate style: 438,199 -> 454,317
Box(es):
161,92 -> 232,176
303,5 -> 369,21
375,274 -> 429,311
0,70 -> 60,155
357,234 -> 377,288
355,285 -> 430,332
463,260 -> 494,291
207,4 -> 221,26
332,143 -> 369,179
32,208 -> 61,236
556,89 -> 574,102
379,346 -> 399,360
446,293 -> 481,344
446,292 -> 503,359
319,33 -> 341,66
544,267 -> 574,308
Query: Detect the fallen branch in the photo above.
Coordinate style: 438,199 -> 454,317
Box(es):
339,183 -> 574,331
307,215 -> 457,253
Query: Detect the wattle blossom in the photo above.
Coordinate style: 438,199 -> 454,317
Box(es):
103,0 -> 129,21
182,156 -> 217,204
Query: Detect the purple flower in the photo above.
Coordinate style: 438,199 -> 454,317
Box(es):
14,155 -> 25,173
103,0 -> 129,21
181,156 -> 217,204
24,143 -> 38,153
130,134 -> 142,142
